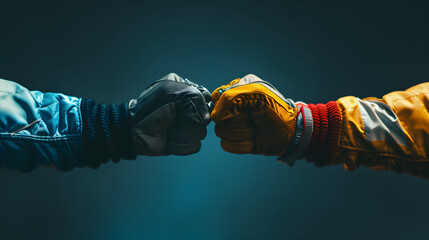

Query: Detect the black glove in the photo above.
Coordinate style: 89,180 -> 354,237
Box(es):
81,73 -> 212,168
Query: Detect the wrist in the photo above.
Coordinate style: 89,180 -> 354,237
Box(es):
80,99 -> 137,169
305,101 -> 342,166
279,101 -> 342,167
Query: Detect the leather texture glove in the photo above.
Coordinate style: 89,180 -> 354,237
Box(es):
129,73 -> 212,156
211,74 -> 341,167
210,74 -> 299,162
81,73 -> 211,168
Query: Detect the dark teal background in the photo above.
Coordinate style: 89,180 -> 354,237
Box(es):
1,1 -> 429,239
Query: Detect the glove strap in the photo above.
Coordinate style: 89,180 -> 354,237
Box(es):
80,99 -> 137,169
278,103 -> 314,166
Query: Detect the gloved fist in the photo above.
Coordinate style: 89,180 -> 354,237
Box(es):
210,74 -> 313,166
129,73 -> 212,156
81,73 -> 211,168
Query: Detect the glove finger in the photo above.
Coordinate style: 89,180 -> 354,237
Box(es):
210,98 -> 241,124
195,84 -> 214,114
168,126 -> 207,143
194,84 -> 211,103
168,141 -> 202,155
220,139 -> 254,154
211,79 -> 256,124
175,94 -> 211,129
215,124 -> 253,142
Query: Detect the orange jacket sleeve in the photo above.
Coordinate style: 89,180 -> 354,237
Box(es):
327,83 -> 429,178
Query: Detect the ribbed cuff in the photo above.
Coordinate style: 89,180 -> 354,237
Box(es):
80,99 -> 137,169
305,101 -> 342,167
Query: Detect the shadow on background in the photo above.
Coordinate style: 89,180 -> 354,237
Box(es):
0,1 -> 428,240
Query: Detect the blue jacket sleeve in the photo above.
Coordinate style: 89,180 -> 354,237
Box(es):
0,78 -> 138,172
0,78 -> 84,172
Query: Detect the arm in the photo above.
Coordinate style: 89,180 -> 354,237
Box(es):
0,73 -> 211,172
211,74 -> 429,179
333,83 -> 429,178
0,78 -> 83,172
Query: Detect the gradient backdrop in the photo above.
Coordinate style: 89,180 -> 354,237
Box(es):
1,1 -> 429,240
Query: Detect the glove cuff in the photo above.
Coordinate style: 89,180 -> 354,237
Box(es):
305,101 -> 342,167
80,99 -> 137,169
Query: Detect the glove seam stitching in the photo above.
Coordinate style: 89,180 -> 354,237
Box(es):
230,93 -> 295,133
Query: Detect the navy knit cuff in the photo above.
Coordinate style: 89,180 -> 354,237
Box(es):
80,99 -> 137,169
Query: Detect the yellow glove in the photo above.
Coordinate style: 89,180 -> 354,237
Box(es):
212,75 -> 429,179
211,74 -> 318,166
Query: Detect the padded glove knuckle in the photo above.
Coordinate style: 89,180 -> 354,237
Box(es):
130,73 -> 211,156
